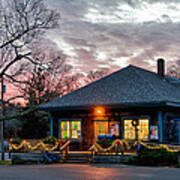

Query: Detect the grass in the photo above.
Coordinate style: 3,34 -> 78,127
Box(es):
0,160 -> 12,165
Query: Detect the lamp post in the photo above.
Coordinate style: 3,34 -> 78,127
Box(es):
0,74 -> 5,160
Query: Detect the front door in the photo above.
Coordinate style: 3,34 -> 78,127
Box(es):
94,121 -> 108,140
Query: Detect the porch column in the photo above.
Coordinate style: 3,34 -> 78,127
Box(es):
158,111 -> 164,143
50,113 -> 53,138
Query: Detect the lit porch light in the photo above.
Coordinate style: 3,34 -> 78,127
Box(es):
94,106 -> 105,116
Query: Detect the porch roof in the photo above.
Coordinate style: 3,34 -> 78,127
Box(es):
39,65 -> 180,111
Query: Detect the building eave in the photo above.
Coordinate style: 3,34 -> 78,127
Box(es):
38,101 -> 168,112
166,102 -> 180,107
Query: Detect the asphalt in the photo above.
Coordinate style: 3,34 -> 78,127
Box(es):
0,164 -> 180,180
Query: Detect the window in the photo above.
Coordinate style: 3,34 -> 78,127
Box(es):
138,119 -> 149,139
124,118 -> 149,140
124,120 -> 136,139
60,120 -> 81,139
61,121 -> 70,139
71,121 -> 81,139
110,122 -> 119,136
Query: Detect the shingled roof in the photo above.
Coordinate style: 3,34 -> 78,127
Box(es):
39,65 -> 180,111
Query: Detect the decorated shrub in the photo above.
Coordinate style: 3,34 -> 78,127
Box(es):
131,145 -> 179,166
10,138 -> 22,144
42,137 -> 58,144
96,139 -> 114,148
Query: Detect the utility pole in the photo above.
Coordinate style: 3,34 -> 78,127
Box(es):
1,74 -> 5,160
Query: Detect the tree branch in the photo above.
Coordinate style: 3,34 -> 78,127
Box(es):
0,52 -> 31,76
4,73 -> 29,84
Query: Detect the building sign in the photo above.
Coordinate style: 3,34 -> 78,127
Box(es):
150,126 -> 158,140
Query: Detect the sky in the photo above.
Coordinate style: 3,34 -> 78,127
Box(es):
45,0 -> 180,75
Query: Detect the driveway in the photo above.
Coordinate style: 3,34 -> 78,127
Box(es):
0,164 -> 180,180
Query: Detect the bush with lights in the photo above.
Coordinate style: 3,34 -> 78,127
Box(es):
42,137 -> 58,144
10,137 -> 22,144
9,137 -> 61,152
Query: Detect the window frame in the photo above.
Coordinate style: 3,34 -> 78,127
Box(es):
121,116 -> 150,140
58,118 -> 82,141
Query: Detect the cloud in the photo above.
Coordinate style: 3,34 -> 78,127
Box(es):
45,0 -> 180,75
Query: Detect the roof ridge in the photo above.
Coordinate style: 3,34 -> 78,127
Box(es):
132,66 -> 166,100
60,65 -> 133,95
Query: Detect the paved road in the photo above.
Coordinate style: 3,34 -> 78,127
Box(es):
0,164 -> 180,180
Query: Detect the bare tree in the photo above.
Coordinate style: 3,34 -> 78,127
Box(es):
0,0 -> 60,102
167,61 -> 180,78
0,0 -> 60,160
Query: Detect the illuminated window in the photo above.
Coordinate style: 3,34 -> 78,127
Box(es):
124,120 -> 136,139
60,120 -> 81,139
138,119 -> 149,139
110,122 -> 119,136
61,121 -> 70,139
71,121 -> 81,139
124,118 -> 149,140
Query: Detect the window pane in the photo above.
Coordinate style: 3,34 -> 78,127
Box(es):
138,119 -> 149,139
124,120 -> 136,139
61,121 -> 70,139
71,121 -> 81,138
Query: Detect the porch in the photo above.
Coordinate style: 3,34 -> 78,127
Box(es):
9,138 -> 180,164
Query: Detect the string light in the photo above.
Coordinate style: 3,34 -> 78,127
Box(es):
91,139 -> 180,153
9,139 -> 59,152
10,139 -> 180,153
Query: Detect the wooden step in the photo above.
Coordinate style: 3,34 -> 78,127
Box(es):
65,152 -> 90,163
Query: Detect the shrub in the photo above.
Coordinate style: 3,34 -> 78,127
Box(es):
96,139 -> 114,148
10,138 -> 22,144
135,146 -> 179,166
43,137 -> 57,144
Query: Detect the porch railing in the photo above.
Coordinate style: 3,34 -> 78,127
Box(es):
60,140 -> 71,162
89,140 -> 180,157
89,139 -> 136,156
88,144 -> 96,161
